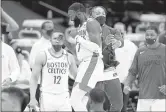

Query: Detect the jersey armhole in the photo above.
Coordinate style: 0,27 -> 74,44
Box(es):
42,51 -> 47,67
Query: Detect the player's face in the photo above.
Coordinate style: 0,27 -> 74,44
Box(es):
145,30 -> 157,40
145,29 -> 158,45
68,10 -> 76,21
68,10 -> 82,27
51,32 -> 64,45
42,22 -> 54,36
51,32 -> 64,52
92,7 -> 106,26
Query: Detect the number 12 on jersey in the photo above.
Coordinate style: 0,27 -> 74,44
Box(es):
54,76 -> 61,84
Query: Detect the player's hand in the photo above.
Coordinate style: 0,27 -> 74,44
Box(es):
105,34 -> 115,46
159,85 -> 166,95
112,40 -> 121,49
65,27 -> 77,38
123,86 -> 131,95
2,78 -> 12,86
28,99 -> 39,110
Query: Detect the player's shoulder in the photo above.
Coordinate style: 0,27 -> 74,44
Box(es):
32,39 -> 42,48
104,24 -> 113,30
2,42 -> 15,53
36,50 -> 47,61
159,43 -> 166,49
104,25 -> 120,34
124,39 -> 137,47
136,45 -> 147,54
160,43 -> 166,47
87,18 -> 99,25
2,42 -> 12,49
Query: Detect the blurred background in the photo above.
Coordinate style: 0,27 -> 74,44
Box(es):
1,0 -> 166,111
2,0 -> 166,31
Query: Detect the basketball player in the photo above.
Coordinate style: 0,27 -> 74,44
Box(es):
124,26 -> 166,111
29,20 -> 54,102
29,31 -> 77,111
66,3 -> 104,111
87,88 -> 106,112
91,6 -> 123,111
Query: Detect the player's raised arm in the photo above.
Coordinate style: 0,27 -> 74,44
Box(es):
30,51 -> 46,101
68,53 -> 77,80
86,19 -> 102,47
1,8 -> 19,32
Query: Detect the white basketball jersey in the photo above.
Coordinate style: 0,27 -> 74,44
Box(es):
76,18 -> 100,61
40,49 -> 70,94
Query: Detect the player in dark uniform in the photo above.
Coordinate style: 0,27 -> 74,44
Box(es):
91,6 -> 124,111
124,26 -> 166,111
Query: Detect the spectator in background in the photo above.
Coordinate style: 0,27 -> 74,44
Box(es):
114,22 -> 126,34
159,22 -> 166,45
29,20 -> 54,102
114,23 -> 138,111
1,7 -> 19,44
29,20 -> 54,69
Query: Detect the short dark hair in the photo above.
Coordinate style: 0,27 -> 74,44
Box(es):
146,25 -> 159,34
41,21 -> 53,30
68,2 -> 86,13
89,88 -> 105,103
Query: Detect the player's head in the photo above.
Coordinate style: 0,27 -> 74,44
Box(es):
1,87 -> 25,112
87,88 -> 105,111
68,2 -> 86,27
91,6 -> 106,26
41,21 -> 54,39
50,30 -> 64,52
114,22 -> 126,34
145,25 -> 159,45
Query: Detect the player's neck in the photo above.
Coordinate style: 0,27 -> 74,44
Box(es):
42,34 -> 49,40
51,47 -> 63,57
147,41 -> 160,49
